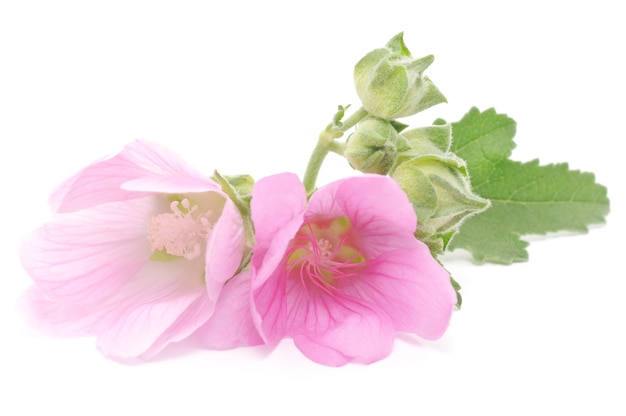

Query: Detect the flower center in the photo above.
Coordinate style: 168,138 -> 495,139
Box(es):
147,198 -> 212,260
286,216 -> 365,293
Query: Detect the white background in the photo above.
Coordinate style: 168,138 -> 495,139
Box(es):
1,1 -> 624,414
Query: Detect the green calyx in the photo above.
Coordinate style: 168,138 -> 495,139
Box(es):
344,118 -> 409,175
354,32 -> 447,120
212,171 -> 256,274
391,123 -> 490,254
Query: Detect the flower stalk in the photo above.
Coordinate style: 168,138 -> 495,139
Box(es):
302,106 -> 368,194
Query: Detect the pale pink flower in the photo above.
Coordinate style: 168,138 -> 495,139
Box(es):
250,173 -> 457,366
20,140 -> 262,359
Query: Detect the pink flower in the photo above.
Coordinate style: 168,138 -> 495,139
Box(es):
250,173 -> 457,366
20,140 -> 262,359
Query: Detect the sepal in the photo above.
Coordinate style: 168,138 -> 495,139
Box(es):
391,124 -> 490,254
353,32 -> 447,120
211,171 -> 256,272
344,118 -> 402,175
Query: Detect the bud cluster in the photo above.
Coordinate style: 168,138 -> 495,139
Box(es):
345,33 -> 489,254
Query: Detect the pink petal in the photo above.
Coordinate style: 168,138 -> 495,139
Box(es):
19,285 -> 115,337
51,140 -> 210,213
250,173 -> 306,262
308,175 -> 418,257
341,246 -> 456,339
195,271 -> 264,349
249,174 -> 456,365
96,258 -> 209,359
251,261 -> 288,345
20,197 -> 154,304
287,285 -> 395,366
293,323 -> 391,366
139,293 -> 214,359
336,175 -> 417,232
22,248 -> 210,359
204,198 -> 246,303
249,174 -> 308,340
292,335 -> 350,366
121,176 -> 221,194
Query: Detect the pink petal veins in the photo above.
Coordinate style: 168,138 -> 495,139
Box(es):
250,174 -> 456,365
50,140 -> 213,213
21,140 -> 250,359
195,271 -> 264,350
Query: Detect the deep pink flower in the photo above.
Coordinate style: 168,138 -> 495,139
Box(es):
250,173 -> 457,366
20,140 -> 262,359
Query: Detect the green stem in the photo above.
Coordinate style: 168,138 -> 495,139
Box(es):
302,131 -> 333,195
337,106 -> 368,133
302,106 -> 368,194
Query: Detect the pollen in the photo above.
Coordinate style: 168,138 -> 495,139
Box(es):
147,198 -> 212,260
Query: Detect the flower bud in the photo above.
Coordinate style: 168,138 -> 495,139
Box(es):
392,124 -> 490,253
354,32 -> 447,120
344,118 -> 406,175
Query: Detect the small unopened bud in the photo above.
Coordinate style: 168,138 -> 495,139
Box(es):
391,125 -> 490,253
354,32 -> 447,120
344,118 -> 404,175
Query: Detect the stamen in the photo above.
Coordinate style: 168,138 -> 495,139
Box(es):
147,198 -> 212,260
286,216 -> 366,292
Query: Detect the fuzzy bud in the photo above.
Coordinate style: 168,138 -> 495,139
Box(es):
344,118 -> 407,175
354,33 -> 447,120
392,124 -> 490,253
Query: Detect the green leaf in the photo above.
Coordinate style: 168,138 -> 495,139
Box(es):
448,107 -> 516,169
447,107 -> 610,263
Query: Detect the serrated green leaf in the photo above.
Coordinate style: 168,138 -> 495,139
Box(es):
448,108 -> 610,263
449,107 -> 516,169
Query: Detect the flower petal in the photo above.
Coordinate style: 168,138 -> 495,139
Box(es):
22,250 -> 209,358
96,258 -> 209,359
139,292 -> 214,359
251,260 -> 289,345
292,335 -> 350,367
250,173 -> 306,260
51,140 -> 210,213
249,174 -> 456,366
195,271 -> 264,350
308,175 -> 418,257
121,176 -> 222,194
204,198 -> 246,303
341,245 -> 456,339
20,197 -> 153,304
19,285 -> 116,337
250,174 -> 308,344
288,286 -> 395,366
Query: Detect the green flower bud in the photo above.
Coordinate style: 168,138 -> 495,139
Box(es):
354,32 -> 447,120
391,124 -> 490,254
344,118 -> 406,175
